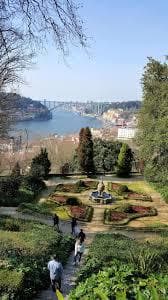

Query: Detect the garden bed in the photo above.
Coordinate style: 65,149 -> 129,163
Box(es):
49,194 -> 68,205
104,204 -> 157,225
68,205 -> 93,222
55,180 -> 98,193
108,182 -> 152,201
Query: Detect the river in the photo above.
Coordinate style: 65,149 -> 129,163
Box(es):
14,110 -> 103,140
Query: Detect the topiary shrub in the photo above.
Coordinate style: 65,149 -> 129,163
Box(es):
66,197 -> 80,206
118,185 -> 129,194
76,180 -> 85,188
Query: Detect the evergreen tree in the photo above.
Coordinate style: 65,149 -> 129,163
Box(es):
11,162 -> 21,177
117,143 -> 133,177
77,127 -> 95,176
137,58 -> 168,184
30,148 -> 51,178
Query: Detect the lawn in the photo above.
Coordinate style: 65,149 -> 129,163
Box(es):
18,201 -> 70,220
0,216 -> 74,299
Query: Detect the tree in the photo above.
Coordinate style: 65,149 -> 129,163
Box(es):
11,162 -> 21,177
0,0 -> 87,56
60,162 -> 70,175
77,127 -> 95,176
137,58 -> 168,184
116,143 -> 133,177
93,139 -> 122,173
30,148 -> 51,178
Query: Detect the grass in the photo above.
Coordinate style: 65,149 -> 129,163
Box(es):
125,181 -> 155,195
18,201 -> 70,220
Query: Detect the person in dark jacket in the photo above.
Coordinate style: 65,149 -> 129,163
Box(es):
53,214 -> 59,231
71,217 -> 77,235
78,229 -> 86,242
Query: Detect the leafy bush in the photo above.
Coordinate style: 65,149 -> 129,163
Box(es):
66,197 -> 80,206
22,175 -> 46,195
0,218 -> 21,231
0,217 -> 74,299
0,177 -> 20,198
118,184 -> 129,194
70,233 -> 168,299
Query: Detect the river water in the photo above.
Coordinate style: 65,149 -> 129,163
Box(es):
14,110 -> 103,140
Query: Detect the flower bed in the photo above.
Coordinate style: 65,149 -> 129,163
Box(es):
49,194 -> 68,205
69,205 -> 93,222
55,180 -> 98,194
108,182 -> 152,201
124,192 -> 152,201
104,204 -> 157,225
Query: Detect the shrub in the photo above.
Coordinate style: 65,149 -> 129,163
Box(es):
66,197 -> 80,206
0,217 -> 74,299
2,218 -> 21,231
22,176 -> 46,195
118,184 -> 129,194
0,177 -> 20,198
0,269 -> 24,299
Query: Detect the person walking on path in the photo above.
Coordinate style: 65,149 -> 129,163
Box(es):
78,229 -> 86,242
48,255 -> 63,292
71,217 -> 77,236
53,214 -> 59,231
73,240 -> 85,265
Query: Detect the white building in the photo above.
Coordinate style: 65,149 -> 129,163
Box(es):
117,127 -> 136,140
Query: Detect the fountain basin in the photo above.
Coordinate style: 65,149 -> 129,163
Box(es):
90,191 -> 114,204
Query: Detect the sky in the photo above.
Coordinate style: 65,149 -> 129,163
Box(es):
20,0 -> 168,102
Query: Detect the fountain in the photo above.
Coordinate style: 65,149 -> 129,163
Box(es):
90,179 -> 114,204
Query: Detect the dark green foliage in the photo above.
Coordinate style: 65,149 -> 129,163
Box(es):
94,138 -> 122,173
11,162 -> 21,178
0,217 -> 74,299
30,148 -> 51,178
117,143 -> 133,177
137,58 -> 168,185
70,233 -> 168,299
22,175 -> 46,195
77,127 -> 95,176
118,184 -> 129,194
0,218 -> 21,231
60,162 -> 70,175
0,177 -> 20,199
66,197 -> 80,206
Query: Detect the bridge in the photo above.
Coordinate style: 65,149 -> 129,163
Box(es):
40,100 -> 65,111
40,100 -> 105,115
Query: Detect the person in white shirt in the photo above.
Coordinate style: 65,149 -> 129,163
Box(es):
73,240 -> 85,265
48,255 -> 63,292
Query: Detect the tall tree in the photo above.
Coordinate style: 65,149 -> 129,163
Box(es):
30,148 -> 51,178
93,139 -> 122,173
77,127 -> 95,176
137,58 -> 168,184
117,143 -> 133,177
